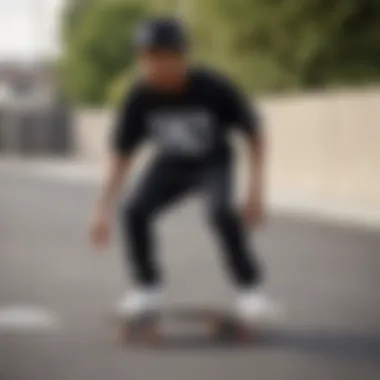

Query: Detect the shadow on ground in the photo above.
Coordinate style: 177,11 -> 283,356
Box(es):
121,328 -> 380,363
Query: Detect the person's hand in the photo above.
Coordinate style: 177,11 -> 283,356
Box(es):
90,208 -> 111,249
242,192 -> 265,228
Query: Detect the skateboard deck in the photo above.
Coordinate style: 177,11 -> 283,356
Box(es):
107,307 -> 258,345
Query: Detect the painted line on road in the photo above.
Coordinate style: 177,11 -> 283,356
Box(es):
0,306 -> 62,333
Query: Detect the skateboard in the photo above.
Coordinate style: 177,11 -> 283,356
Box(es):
108,307 -> 256,345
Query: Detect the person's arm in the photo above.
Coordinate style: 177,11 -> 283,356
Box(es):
245,129 -> 266,226
90,154 -> 132,248
90,86 -> 145,248
222,81 -> 266,226
96,155 -> 131,217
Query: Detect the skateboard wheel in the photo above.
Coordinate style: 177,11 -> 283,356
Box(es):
117,319 -> 161,346
118,324 -> 132,344
237,325 -> 253,342
143,326 -> 161,345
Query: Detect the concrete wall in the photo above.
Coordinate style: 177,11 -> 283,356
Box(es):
72,88 -> 380,213
262,89 -> 380,210
73,108 -> 114,163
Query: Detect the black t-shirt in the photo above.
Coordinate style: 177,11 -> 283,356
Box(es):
112,67 -> 261,161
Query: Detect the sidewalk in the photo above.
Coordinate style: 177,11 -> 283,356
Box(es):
0,157 -> 101,182
2,157 -> 380,230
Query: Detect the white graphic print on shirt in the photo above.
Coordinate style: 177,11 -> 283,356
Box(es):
148,110 -> 215,157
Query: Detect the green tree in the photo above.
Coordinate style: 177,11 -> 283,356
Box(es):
61,0 -> 380,104
189,0 -> 380,92
61,0 -> 147,105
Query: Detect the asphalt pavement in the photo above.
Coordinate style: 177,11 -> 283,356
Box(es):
1,168 -> 380,380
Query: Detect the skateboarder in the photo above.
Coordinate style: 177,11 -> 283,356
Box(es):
90,17 -> 275,323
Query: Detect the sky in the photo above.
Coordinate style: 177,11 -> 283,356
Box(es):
0,0 -> 64,62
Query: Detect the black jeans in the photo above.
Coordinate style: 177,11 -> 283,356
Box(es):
120,153 -> 262,288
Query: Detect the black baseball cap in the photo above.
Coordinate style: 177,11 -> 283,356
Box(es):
135,17 -> 189,53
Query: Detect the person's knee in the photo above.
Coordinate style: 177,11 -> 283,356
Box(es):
122,202 -> 149,226
209,204 -> 235,227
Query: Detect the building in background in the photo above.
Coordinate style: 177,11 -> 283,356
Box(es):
0,0 -> 72,157
0,61 -> 72,156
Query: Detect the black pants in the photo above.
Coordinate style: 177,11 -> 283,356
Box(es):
120,153 -> 262,289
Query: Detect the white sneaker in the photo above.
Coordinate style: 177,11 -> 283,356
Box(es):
115,288 -> 162,318
236,287 -> 281,325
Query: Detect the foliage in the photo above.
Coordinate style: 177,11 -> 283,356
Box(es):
190,0 -> 380,92
61,0 -> 147,105
60,0 -> 380,104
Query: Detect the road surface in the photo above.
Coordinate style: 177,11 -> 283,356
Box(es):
1,167 -> 380,380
